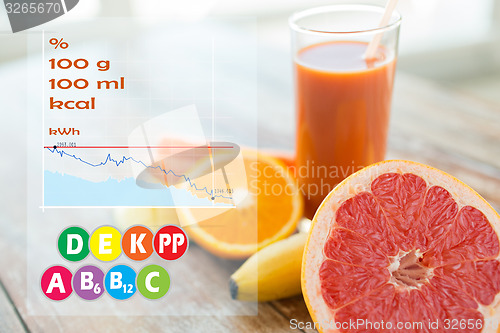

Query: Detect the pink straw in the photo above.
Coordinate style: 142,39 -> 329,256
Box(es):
365,0 -> 399,60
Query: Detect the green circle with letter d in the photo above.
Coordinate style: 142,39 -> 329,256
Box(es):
58,226 -> 90,261
137,265 -> 170,300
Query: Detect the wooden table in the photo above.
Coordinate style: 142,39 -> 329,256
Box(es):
1,58 -> 500,333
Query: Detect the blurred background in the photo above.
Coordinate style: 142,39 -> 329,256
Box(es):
0,1 -> 499,330
1,0 -> 499,104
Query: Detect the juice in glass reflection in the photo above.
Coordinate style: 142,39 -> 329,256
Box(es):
295,41 -> 396,218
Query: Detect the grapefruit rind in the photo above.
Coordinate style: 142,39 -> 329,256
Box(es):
302,160 -> 500,333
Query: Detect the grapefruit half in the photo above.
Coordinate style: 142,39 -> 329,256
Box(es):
302,160 -> 500,333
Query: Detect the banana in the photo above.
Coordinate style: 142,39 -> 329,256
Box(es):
230,231 -> 308,302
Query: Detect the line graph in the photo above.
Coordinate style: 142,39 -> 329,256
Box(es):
45,147 -> 234,203
44,146 -> 235,149
39,22 -> 256,209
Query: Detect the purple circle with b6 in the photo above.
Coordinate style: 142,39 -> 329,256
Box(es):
73,265 -> 105,300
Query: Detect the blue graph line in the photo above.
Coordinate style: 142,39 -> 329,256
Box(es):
46,147 -> 232,200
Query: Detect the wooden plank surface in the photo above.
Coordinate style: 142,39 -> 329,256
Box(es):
0,281 -> 27,333
1,67 -> 500,332
389,74 -> 500,208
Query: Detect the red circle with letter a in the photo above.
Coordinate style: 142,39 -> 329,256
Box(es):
153,225 -> 188,260
41,265 -> 73,301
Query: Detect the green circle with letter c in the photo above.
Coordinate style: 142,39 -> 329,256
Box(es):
137,265 -> 170,300
58,226 -> 90,261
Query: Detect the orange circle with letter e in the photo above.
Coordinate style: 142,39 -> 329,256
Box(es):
122,225 -> 154,261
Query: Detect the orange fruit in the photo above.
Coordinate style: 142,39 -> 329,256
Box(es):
302,160 -> 500,333
178,149 -> 303,259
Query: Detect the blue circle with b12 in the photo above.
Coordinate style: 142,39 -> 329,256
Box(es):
104,265 -> 136,300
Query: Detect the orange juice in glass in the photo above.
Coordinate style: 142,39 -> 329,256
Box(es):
290,4 -> 401,218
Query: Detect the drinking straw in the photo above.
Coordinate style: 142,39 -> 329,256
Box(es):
364,0 -> 399,60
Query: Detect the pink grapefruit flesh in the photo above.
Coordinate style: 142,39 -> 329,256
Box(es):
302,160 -> 500,333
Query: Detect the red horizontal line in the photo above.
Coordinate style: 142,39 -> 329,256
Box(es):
44,146 -> 234,149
